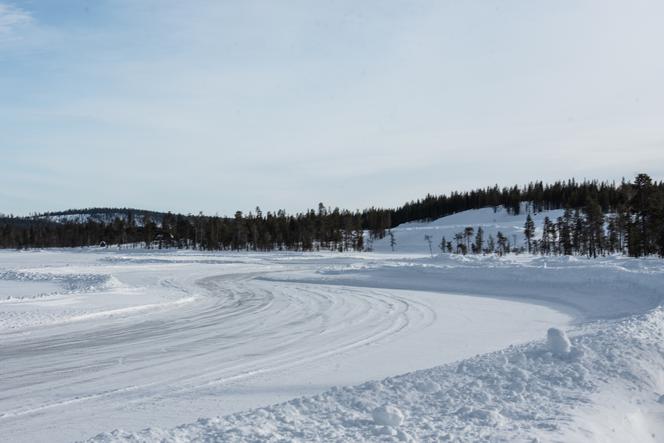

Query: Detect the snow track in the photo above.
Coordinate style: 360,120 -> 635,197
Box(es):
0,277 -> 424,420
0,250 -> 571,442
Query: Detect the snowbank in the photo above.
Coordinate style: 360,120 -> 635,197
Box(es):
86,308 -> 664,442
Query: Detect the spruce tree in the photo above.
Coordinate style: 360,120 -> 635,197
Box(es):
524,214 -> 535,253
474,227 -> 484,254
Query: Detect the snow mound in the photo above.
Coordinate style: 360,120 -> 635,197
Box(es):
85,308 -> 664,442
547,327 -> 571,356
372,404 -> 404,427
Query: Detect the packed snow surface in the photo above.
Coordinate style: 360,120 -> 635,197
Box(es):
0,249 -> 571,442
90,307 -> 664,443
1,207 -> 664,442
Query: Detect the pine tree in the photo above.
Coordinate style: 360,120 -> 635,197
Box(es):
559,209 -> 573,255
454,232 -> 464,254
540,217 -> 549,255
631,173 -> 655,255
464,226 -> 474,253
424,234 -> 433,257
474,227 -> 484,254
388,230 -> 396,252
584,199 -> 604,258
524,213 -> 535,253
487,234 -> 495,254
496,231 -> 508,256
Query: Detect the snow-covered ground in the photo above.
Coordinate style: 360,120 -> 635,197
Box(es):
0,249 -> 571,442
1,207 -> 663,442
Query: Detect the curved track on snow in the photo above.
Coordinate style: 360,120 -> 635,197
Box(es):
0,253 -> 570,442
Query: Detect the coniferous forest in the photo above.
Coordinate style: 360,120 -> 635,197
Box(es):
1,174 -> 663,258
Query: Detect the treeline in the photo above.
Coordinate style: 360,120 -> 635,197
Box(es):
392,178 -> 625,225
435,174 -> 664,258
0,174 -> 662,257
0,205 -> 369,252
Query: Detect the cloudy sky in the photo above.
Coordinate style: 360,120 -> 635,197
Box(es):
1,1 -> 663,216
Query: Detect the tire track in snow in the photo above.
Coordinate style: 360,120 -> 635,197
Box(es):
0,267 -> 437,442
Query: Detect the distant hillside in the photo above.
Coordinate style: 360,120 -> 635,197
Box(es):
370,203 -> 565,254
1,174 -> 662,258
39,208 -> 168,227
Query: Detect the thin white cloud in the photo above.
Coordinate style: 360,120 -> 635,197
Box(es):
0,3 -> 31,40
1,1 -> 663,216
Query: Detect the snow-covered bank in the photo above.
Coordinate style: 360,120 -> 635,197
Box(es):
87,307 -> 664,443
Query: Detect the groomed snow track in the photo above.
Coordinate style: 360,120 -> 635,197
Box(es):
5,247 -> 663,442
0,251 -> 572,442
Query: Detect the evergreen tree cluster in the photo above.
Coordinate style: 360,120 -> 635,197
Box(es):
391,178 -> 626,224
1,174 -> 662,257
438,174 -> 664,258
0,206 -> 368,252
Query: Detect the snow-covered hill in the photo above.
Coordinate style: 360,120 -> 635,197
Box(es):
370,203 -> 565,254
39,209 -> 164,227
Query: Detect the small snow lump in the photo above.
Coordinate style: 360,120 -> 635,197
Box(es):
547,327 -> 571,356
372,405 -> 404,427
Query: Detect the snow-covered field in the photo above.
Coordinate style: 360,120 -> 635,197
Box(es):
1,208 -> 663,442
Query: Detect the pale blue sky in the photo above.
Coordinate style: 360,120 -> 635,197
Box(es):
1,1 -> 663,216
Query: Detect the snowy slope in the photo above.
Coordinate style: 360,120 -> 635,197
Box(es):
39,209 -> 164,226
370,203 -> 565,254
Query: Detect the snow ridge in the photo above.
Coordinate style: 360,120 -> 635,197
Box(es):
86,308 -> 664,443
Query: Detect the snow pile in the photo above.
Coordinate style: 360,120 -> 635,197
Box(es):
85,308 -> 664,442
547,327 -> 571,356
372,404 -> 404,427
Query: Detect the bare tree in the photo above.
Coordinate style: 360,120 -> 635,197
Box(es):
424,234 -> 433,258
